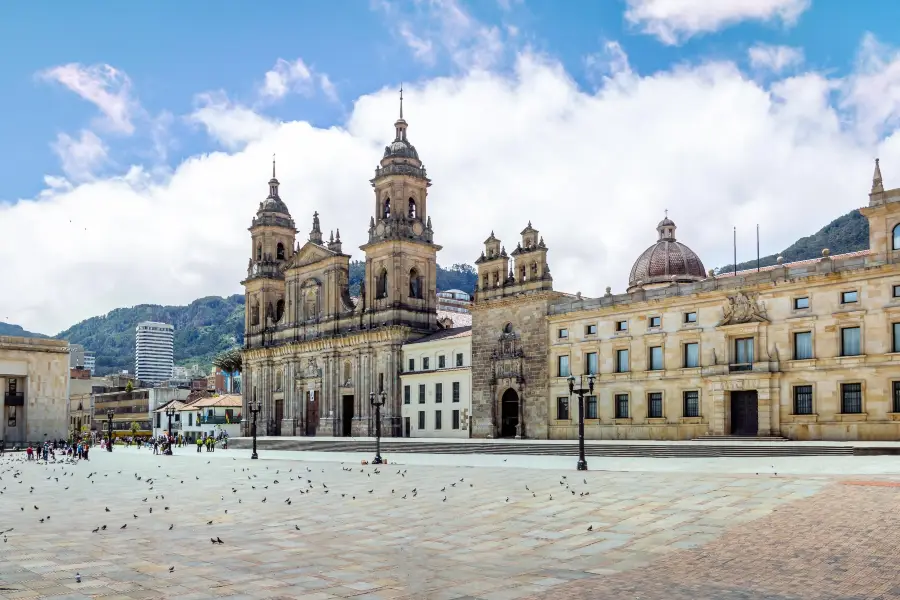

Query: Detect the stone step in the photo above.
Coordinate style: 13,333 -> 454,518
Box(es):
693,436 -> 792,442
230,438 -> 854,457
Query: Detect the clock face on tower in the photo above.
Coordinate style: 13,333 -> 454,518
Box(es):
412,221 -> 424,236
375,222 -> 385,237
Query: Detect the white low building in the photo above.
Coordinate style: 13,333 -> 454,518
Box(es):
400,327 -> 472,438
152,400 -> 185,439
179,394 -> 242,442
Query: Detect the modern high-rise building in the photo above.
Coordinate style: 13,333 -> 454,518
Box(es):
134,321 -> 174,384
83,351 -> 96,375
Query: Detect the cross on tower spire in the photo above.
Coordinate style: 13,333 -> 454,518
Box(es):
399,83 -> 404,120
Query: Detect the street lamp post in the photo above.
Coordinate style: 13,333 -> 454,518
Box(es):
249,399 -> 262,460
567,374 -> 595,471
369,390 -> 386,465
106,409 -> 115,452
165,405 -> 176,454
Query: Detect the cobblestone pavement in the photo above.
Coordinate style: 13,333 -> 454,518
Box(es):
0,448 -> 891,600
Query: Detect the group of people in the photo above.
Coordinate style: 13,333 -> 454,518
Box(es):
25,439 -> 90,462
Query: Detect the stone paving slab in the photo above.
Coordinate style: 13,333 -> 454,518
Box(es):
0,448 -> 890,599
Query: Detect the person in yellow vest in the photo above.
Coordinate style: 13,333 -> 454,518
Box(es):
196,436 -> 202,453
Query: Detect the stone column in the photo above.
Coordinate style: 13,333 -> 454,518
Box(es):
711,387 -> 727,435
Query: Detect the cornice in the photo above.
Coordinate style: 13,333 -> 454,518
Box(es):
243,325 -> 412,361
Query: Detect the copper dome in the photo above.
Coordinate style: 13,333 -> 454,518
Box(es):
627,216 -> 706,291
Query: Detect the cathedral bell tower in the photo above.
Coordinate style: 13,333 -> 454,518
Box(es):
360,88 -> 441,331
242,159 -> 298,348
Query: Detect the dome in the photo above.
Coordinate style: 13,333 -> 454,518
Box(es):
384,137 -> 420,161
628,216 -> 706,291
258,177 -> 291,216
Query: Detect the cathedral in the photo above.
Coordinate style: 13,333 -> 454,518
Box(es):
241,101 -> 446,437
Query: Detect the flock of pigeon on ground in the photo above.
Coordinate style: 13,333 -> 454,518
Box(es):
0,448 -> 608,579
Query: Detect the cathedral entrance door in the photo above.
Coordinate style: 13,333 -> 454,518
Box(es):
500,388 -> 519,438
341,395 -> 354,437
730,391 -> 758,436
274,400 -> 284,435
305,392 -> 318,436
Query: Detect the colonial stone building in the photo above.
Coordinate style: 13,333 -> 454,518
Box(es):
242,103 -> 450,437
529,160 -> 900,441
470,224 -> 565,438
0,336 -> 70,445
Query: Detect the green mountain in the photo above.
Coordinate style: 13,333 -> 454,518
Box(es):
0,323 -> 48,339
348,261 -> 477,296
716,209 -> 868,273
56,295 -> 246,376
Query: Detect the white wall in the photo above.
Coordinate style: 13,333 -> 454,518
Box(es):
400,333 -> 472,438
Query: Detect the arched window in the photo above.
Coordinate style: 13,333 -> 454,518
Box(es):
409,268 -> 422,299
376,268 -> 388,299
520,265 -> 526,281
531,262 -> 538,277
275,299 -> 285,322
276,243 -> 285,260
893,224 -> 900,251
408,198 -> 417,219
266,302 -> 274,323
503,322 -> 513,334
482,273 -> 489,290
383,198 -> 391,219
493,270 -> 500,287
275,370 -> 283,392
251,302 -> 260,326
256,244 -> 262,261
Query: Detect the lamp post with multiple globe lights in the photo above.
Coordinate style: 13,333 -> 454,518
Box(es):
369,390 -> 386,464
567,374 -> 595,471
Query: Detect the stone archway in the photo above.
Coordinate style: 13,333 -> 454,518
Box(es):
500,388 -> 519,438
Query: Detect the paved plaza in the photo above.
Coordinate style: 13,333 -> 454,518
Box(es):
0,448 -> 899,599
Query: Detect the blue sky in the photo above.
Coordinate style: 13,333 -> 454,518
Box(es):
3,0 -> 900,333
2,0 -> 894,201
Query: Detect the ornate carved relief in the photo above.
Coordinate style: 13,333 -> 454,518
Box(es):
719,291 -> 767,326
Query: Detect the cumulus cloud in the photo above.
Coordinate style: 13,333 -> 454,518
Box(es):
748,44 -> 804,73
38,63 -> 138,134
188,91 -> 278,149
375,0 -> 508,70
625,0 -> 811,45
5,35 -> 900,335
51,130 -> 108,181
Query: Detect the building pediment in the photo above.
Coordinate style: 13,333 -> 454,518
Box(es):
285,242 -> 336,270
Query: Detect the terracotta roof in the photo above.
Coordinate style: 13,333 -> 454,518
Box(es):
715,250 -> 871,278
407,326 -> 472,345
180,394 -> 242,409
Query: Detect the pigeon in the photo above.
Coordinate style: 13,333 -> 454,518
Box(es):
169,524 -> 174,530
169,566 -> 175,573
120,524 -> 127,529
92,527 -> 99,533
216,537 -> 223,544
587,525 -> 593,532
101,525 -> 107,530
105,507 -> 110,512
207,520 -> 213,525
295,525 -> 300,531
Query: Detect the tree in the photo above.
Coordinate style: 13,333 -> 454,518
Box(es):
130,421 -> 139,436
212,348 -> 242,374
125,380 -> 134,393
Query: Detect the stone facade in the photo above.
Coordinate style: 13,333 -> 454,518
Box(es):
0,336 -> 70,444
470,224 -> 564,438
541,160 -> 900,441
242,104 -> 447,438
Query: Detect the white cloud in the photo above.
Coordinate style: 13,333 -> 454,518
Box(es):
188,91 -> 278,149
625,0 -> 811,45
585,41 -> 633,84
748,44 -> 804,73
841,32 -> 900,142
51,130 -> 108,181
258,57 -> 339,104
6,36 -> 900,335
38,63 -> 138,134
376,0 -> 508,70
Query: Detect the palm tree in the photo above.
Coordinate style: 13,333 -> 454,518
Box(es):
212,348 -> 242,375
